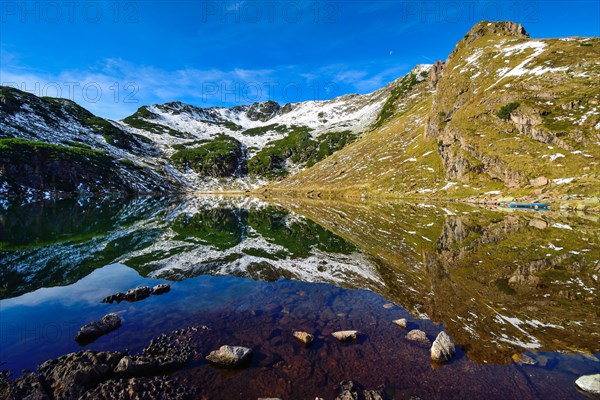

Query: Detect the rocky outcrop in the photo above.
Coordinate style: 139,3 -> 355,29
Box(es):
75,313 -> 122,344
429,61 -> 445,86
246,100 -> 281,122
1,326 -> 208,399
38,350 -> 126,400
205,346 -> 253,367
0,371 -> 50,400
331,330 -> 360,343
430,331 -> 456,362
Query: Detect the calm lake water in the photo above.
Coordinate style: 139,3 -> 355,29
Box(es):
1,196 -> 599,399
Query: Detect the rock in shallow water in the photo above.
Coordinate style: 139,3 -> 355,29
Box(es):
393,319 -> 407,329
431,331 -> 456,362
293,331 -> 314,346
406,329 -> 430,345
39,350 -> 126,400
75,313 -> 122,343
576,374 -> 600,395
335,380 -> 385,400
152,283 -> 171,295
125,286 -> 151,301
332,330 -> 360,343
206,345 -> 253,367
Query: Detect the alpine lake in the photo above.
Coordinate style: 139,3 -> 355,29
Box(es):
1,195 -> 598,399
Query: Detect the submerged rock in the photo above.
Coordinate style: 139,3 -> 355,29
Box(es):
206,345 -> 253,367
335,380 -> 385,400
575,374 -> 600,395
431,331 -> 456,362
75,313 -> 122,343
406,329 -> 430,345
393,318 -> 407,329
152,283 -> 171,295
512,353 -> 537,365
80,376 -> 197,400
332,330 -> 360,343
114,355 -> 184,377
293,331 -> 314,346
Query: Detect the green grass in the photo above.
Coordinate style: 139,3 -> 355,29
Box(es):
241,123 -> 288,136
171,134 -> 244,177
373,72 -> 419,129
496,102 -> 520,120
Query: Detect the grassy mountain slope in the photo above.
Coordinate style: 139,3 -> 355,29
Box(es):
269,22 -> 600,207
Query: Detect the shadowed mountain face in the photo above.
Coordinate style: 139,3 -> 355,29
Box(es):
1,196 -> 598,365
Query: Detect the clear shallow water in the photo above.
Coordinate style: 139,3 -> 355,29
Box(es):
0,196 -> 599,399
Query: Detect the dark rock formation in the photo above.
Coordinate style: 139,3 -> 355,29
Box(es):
125,286 -> 151,301
75,313 -> 122,344
38,350 -> 126,400
152,283 -> 171,295
246,100 -> 281,122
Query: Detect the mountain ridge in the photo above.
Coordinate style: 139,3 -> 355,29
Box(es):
1,21 -> 598,209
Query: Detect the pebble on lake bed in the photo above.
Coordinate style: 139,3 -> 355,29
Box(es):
205,346 -> 253,367
430,331 -> 456,362
406,329 -> 430,345
393,318 -> 407,328
575,374 -> 600,395
332,330 -> 360,343
293,331 -> 314,346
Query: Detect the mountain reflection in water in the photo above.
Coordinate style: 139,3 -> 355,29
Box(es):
0,195 -> 598,399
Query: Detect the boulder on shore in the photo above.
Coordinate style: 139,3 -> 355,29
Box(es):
75,314 -> 122,343
431,331 -> 456,362
205,346 -> 253,367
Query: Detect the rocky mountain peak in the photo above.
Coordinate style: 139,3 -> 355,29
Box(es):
463,21 -> 529,44
246,100 -> 281,122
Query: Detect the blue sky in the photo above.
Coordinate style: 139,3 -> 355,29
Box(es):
1,0 -> 599,119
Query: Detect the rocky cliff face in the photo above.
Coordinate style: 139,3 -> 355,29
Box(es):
424,21 -> 599,191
